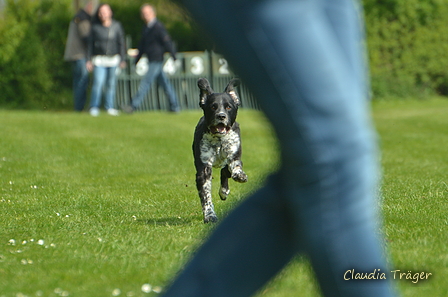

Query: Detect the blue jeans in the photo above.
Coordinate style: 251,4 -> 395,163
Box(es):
72,59 -> 89,111
90,65 -> 118,110
131,61 -> 179,112
162,0 -> 396,297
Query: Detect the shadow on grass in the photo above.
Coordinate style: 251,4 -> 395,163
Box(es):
138,216 -> 200,226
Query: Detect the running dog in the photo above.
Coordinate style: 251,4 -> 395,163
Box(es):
193,78 -> 248,223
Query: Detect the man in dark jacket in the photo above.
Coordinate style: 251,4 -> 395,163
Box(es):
123,4 -> 180,113
64,0 -> 95,112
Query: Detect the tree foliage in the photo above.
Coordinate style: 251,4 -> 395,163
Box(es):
0,0 -> 72,109
364,0 -> 448,97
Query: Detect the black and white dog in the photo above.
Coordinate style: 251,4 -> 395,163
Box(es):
193,78 -> 248,223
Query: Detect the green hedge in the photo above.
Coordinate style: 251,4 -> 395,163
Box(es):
365,0 -> 448,98
2,0 -> 448,109
0,0 -> 70,109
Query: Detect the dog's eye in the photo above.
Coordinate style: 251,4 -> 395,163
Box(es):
211,104 -> 218,110
226,105 -> 232,110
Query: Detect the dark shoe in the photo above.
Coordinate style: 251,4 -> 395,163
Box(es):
121,104 -> 135,114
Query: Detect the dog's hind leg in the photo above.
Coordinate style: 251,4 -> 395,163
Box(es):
219,166 -> 231,200
196,165 -> 218,223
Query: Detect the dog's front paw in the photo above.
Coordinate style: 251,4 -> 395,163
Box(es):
232,170 -> 248,183
204,214 -> 218,223
203,206 -> 218,223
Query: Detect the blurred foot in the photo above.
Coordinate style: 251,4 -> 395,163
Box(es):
121,104 -> 135,114
107,108 -> 120,116
90,107 -> 100,117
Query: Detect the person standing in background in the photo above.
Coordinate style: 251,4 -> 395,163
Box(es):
86,3 -> 126,117
122,4 -> 180,114
64,0 -> 95,112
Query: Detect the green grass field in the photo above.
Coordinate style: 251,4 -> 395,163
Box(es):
0,99 -> 447,297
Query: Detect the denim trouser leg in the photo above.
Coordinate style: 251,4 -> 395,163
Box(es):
90,66 -> 106,109
157,71 -> 180,111
104,66 -> 118,110
90,66 -> 117,110
131,62 -> 163,109
72,59 -> 89,111
162,0 -> 396,297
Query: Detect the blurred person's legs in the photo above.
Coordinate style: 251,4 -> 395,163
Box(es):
130,62 -> 163,110
156,71 -> 180,112
104,66 -> 118,111
72,59 -> 89,112
90,66 -> 107,110
163,0 -> 396,297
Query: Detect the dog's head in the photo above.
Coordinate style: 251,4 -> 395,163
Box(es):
198,78 -> 241,136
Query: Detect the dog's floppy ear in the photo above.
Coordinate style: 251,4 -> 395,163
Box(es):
198,78 -> 213,107
224,78 -> 241,106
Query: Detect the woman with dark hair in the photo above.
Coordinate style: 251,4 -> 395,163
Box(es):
86,3 -> 126,116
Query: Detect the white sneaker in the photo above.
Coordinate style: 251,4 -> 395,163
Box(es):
107,108 -> 120,116
90,107 -> 100,117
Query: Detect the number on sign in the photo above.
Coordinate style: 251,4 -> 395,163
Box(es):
218,58 -> 230,75
190,56 -> 205,75
163,57 -> 181,75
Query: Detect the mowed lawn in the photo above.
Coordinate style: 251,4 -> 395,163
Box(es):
1,99 -> 447,297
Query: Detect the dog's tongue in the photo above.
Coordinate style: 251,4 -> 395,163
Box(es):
216,125 -> 226,133
211,124 -> 227,134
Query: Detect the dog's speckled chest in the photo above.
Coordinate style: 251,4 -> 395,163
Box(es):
200,130 -> 240,168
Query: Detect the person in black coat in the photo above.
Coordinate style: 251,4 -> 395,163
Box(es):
123,4 -> 180,113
